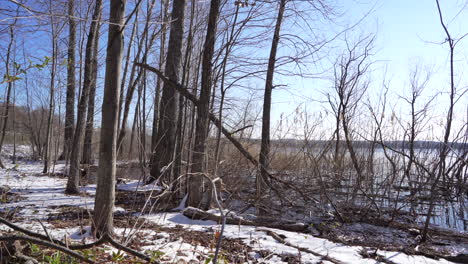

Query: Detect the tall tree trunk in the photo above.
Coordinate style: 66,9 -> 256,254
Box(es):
188,0 -> 221,209
61,0 -> 77,162
117,0 -> 158,155
93,0 -> 125,237
149,0 -> 186,184
43,13 -> 58,174
258,0 -> 286,213
214,4 -> 240,173
66,0 -> 102,194
117,12 -> 138,136
150,0 -> 169,153
173,0 -> 195,188
82,18 -> 101,165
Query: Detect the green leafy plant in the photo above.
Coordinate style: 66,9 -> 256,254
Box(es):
79,248 -> 96,261
146,250 -> 165,262
28,242 -> 41,256
111,250 -> 125,263
1,56 -> 50,85
43,252 -> 62,264
205,254 -> 228,264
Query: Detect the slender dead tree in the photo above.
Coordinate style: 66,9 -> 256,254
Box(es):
93,0 -> 126,237
66,0 -> 103,194
334,36 -> 373,200
43,1 -> 62,173
421,0 -> 458,242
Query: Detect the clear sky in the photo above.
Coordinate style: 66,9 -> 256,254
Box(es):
268,0 -> 468,140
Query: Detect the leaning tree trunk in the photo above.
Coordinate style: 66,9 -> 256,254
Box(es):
258,0 -> 287,213
93,0 -> 125,237
188,0 -> 221,209
66,0 -> 102,194
60,0 -> 77,162
150,0 -> 186,184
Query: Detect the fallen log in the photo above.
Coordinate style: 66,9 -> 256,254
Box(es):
183,207 -> 307,232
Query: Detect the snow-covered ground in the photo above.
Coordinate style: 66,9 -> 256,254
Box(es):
0,155 -> 462,263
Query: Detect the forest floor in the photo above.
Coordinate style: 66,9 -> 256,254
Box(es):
0,148 -> 466,263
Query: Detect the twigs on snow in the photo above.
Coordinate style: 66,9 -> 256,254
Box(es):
0,217 -> 158,263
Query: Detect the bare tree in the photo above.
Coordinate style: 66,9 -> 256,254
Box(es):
65,0 -> 102,194
149,0 -> 186,184
60,0 -> 77,162
258,0 -> 287,213
189,0 -> 221,209
42,0 -> 64,173
333,36 -> 373,200
421,0 -> 459,241
93,0 -> 126,237
0,16 -> 18,168
82,16 -> 101,165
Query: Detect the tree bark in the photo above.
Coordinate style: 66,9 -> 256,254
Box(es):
149,0 -> 186,184
258,0 -> 286,213
42,10 -> 58,174
61,0 -> 77,162
150,0 -> 169,157
93,0 -> 125,237
82,18 -> 101,165
188,0 -> 221,209
66,0 -> 102,194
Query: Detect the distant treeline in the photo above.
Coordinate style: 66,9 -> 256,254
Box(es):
241,138 -> 468,150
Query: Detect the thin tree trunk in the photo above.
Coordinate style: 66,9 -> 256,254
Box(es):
82,17 -> 101,165
258,0 -> 286,213
422,0 -> 456,241
0,22 -> 16,169
43,15 -> 58,174
189,0 -> 221,209
66,0 -> 102,194
117,1 -> 158,155
118,12 -> 138,133
93,0 -> 126,237
150,0 -> 169,153
214,4 -> 240,173
172,0 -> 195,188
61,0 -> 77,162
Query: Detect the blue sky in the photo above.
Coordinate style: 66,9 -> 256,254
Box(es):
267,0 -> 468,140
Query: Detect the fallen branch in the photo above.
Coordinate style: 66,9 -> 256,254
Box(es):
135,63 -> 312,203
183,207 -> 307,232
0,217 -> 65,247
0,234 -> 94,264
0,217 -> 156,262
